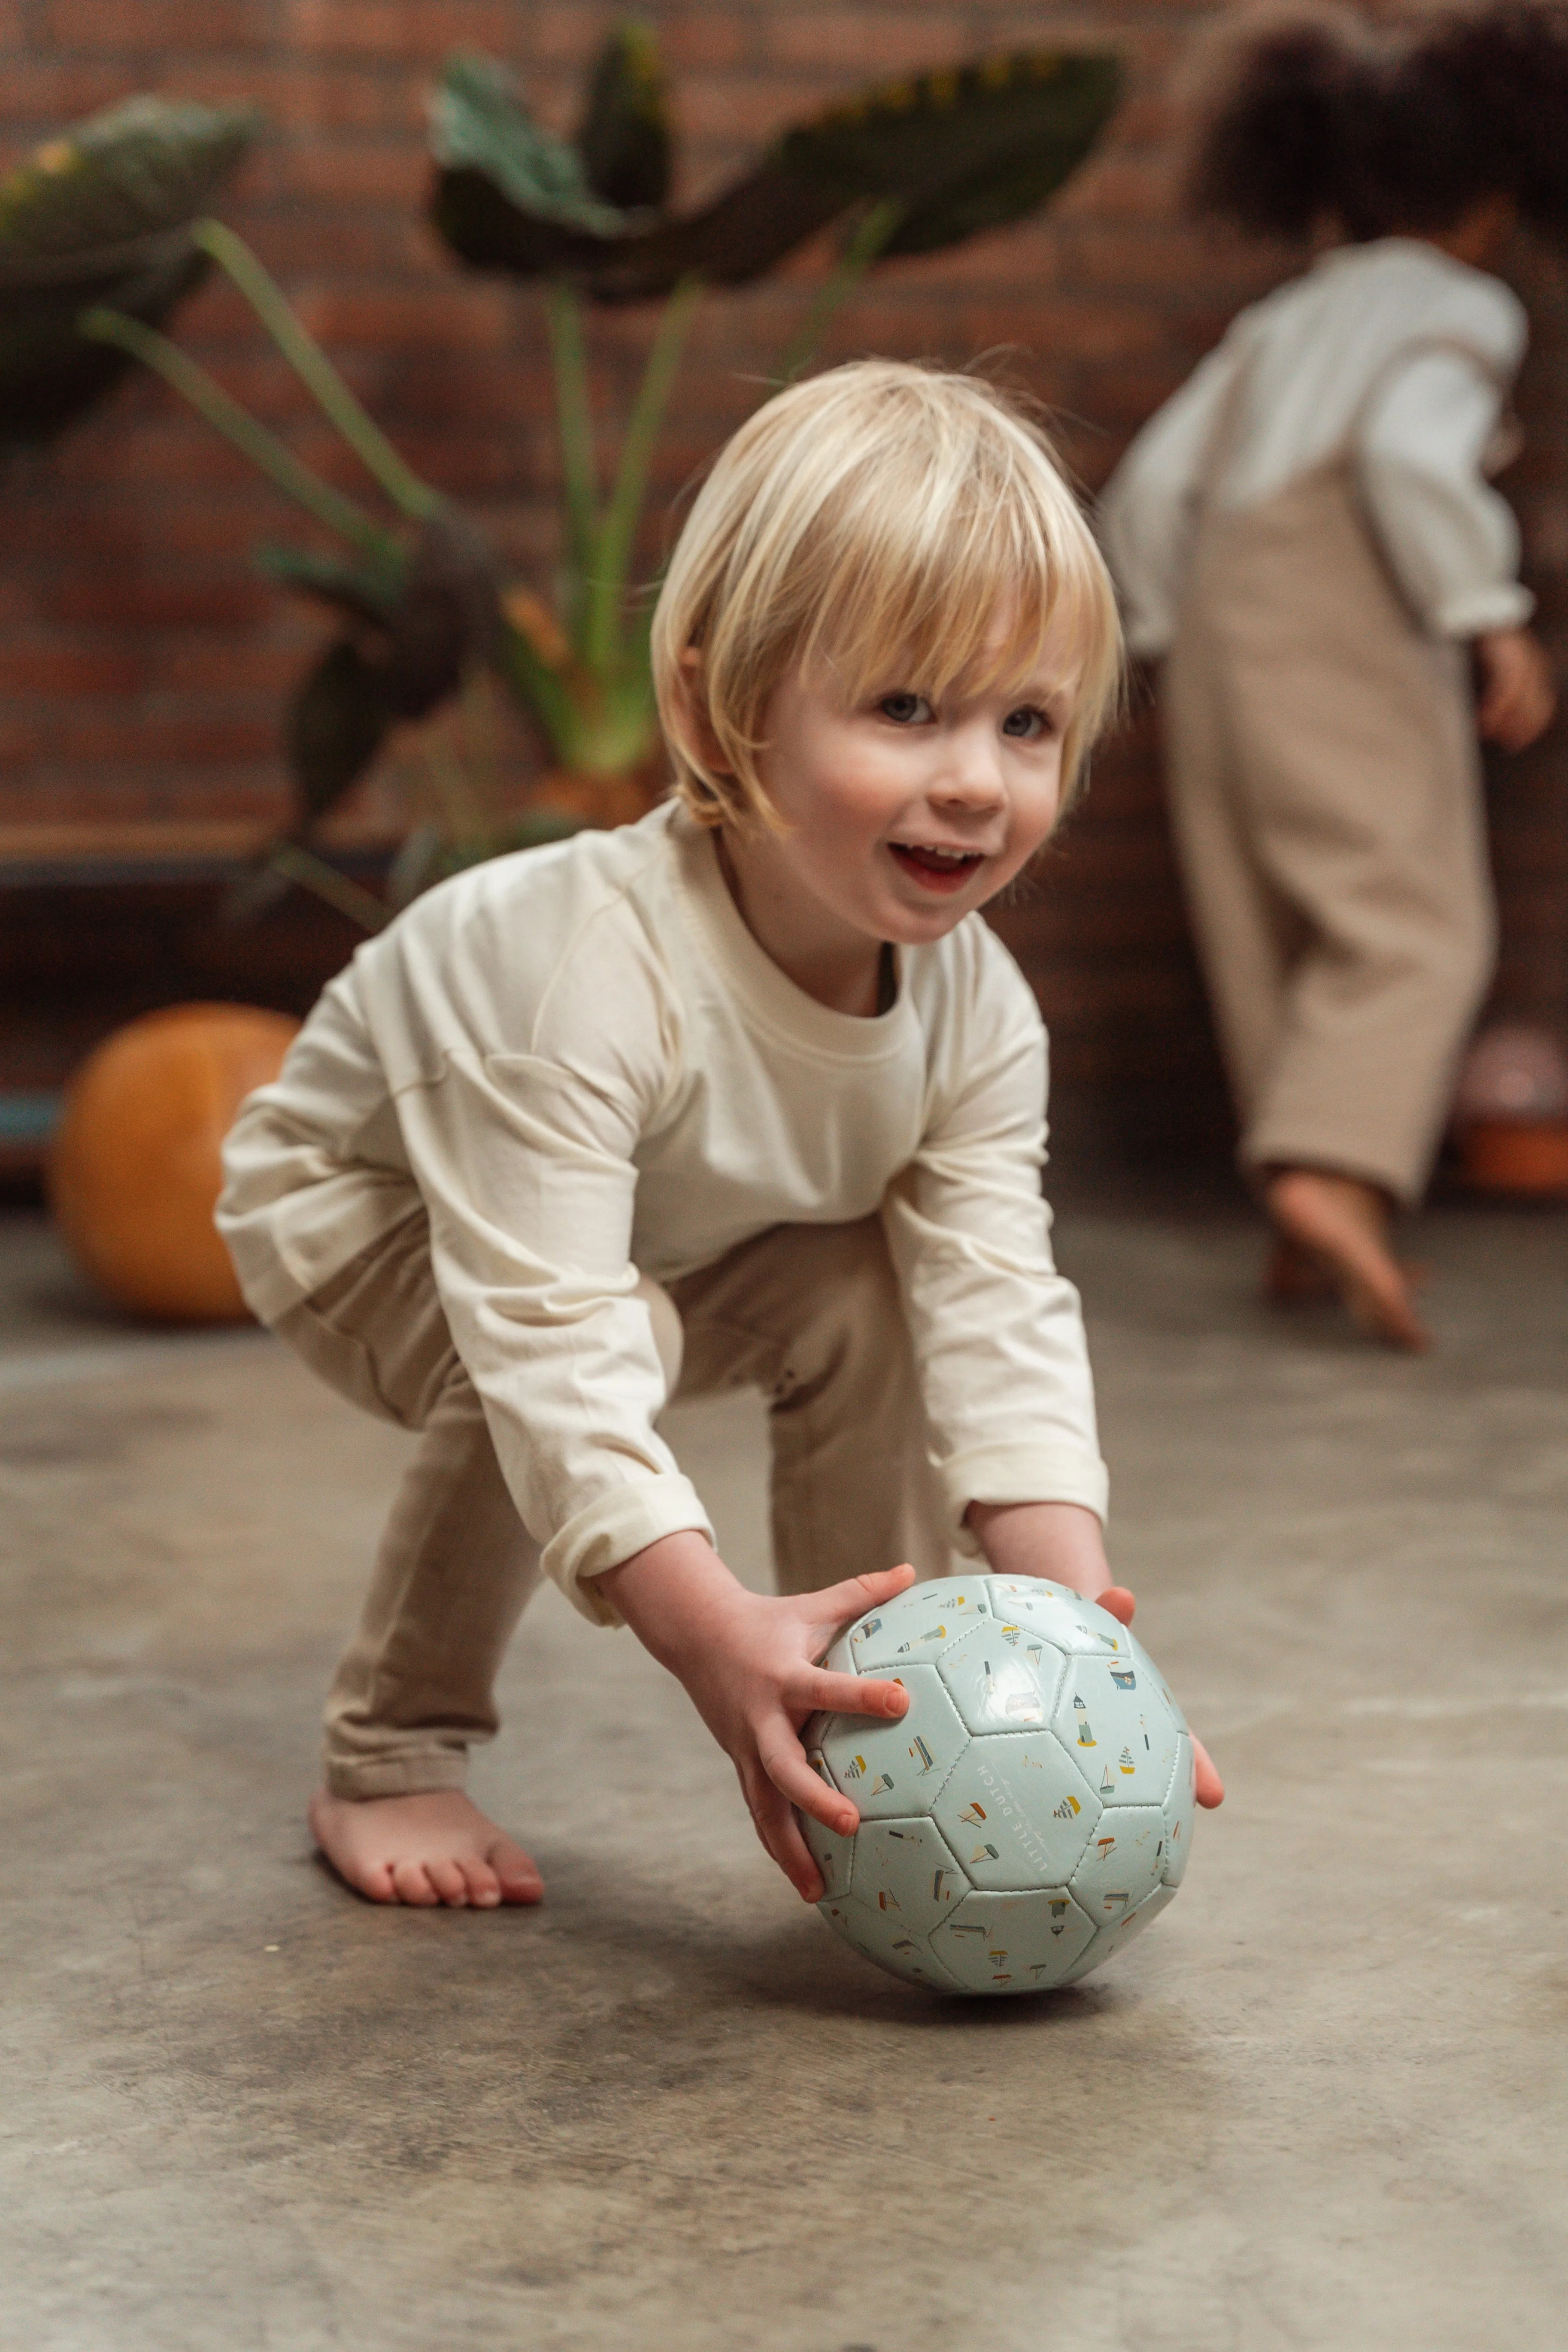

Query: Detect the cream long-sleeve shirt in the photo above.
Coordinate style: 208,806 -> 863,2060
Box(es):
218,800 -> 1106,1624
1099,239 -> 1532,658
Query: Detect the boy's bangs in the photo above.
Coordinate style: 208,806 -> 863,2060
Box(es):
800,469 -> 1098,708
652,360 -> 1124,828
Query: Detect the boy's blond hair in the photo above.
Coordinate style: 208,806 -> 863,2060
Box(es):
651,360 -> 1122,830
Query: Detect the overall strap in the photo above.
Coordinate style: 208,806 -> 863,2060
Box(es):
1192,328 -> 1517,516
1335,333 -> 1516,468
1189,325 -> 1263,515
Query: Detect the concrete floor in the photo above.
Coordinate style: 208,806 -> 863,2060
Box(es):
2,1194 -> 1566,2352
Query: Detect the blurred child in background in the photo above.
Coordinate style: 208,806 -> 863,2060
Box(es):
1101,2 -> 1564,1347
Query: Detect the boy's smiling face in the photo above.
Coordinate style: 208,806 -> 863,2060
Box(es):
710,606 -> 1081,1015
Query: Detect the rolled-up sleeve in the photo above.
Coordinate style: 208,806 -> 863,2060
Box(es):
881,949 -> 1107,1547
1358,349 -> 1534,640
371,909 -> 711,1628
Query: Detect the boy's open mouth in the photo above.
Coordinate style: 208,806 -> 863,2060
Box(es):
888,842 -> 985,894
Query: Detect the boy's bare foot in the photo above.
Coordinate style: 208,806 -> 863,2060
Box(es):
308,1788 -> 544,1908
1263,1168 -> 1430,1352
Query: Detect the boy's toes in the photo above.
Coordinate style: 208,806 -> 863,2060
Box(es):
391,1858 -> 441,1906
489,1837 -> 544,1904
458,1856 -> 503,1908
425,1857 -> 472,1906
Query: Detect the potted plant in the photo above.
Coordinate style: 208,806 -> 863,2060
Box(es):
77,25 -> 1124,916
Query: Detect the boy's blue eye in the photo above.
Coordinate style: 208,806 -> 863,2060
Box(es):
1002,706 -> 1050,741
879,692 -> 932,724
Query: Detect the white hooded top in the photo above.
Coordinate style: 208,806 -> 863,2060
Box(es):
218,799 -> 1105,1623
1099,238 -> 1533,657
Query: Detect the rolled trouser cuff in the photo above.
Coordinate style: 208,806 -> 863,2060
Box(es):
1242,1124 -> 1432,1212
321,1744 -> 473,1800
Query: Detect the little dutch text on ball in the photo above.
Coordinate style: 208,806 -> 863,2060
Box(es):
799,1575 -> 1195,1994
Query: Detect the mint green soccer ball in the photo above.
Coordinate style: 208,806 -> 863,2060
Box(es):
800,1575 -> 1195,1995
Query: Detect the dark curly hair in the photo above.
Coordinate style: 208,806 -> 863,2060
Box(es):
1186,2 -> 1568,242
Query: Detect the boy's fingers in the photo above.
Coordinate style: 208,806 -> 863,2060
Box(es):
792,1667 -> 908,1721
807,1560 -> 918,1632
757,1725 -> 858,1838
1192,1733 -> 1225,1809
746,1776 -> 825,1901
1097,1585 -> 1137,1627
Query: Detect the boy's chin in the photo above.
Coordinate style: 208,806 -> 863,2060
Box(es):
878,885 -> 988,939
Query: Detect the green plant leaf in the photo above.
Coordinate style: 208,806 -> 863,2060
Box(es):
429,46 -> 1122,303
286,636 -> 398,826
254,542 -> 408,625
576,21 -> 672,212
0,94 -> 261,258
0,94 -> 261,446
0,242 -> 206,445
277,514 -> 504,836
383,510 -> 501,718
868,55 -> 1124,255
429,53 -> 626,246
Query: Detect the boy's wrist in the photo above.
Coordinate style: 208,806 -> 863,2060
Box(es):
592,1528 -> 745,1669
965,1497 -> 1112,1598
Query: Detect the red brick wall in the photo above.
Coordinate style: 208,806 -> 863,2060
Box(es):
3,0 -> 1565,1147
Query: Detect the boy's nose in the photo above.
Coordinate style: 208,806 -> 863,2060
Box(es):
931,736 -> 1007,812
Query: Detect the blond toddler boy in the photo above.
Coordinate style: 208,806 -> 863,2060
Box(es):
218,362 -> 1223,1909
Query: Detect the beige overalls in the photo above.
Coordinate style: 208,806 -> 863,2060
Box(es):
1161,339 -> 1502,1206
273,1209 -> 949,1799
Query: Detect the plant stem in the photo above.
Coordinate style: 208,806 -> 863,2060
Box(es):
81,307 -> 394,558
192,219 -> 443,523
267,841 -> 390,931
544,278 -> 598,635
583,275 -> 702,676
774,197 -> 904,388
421,695 -> 491,853
494,616 -> 583,764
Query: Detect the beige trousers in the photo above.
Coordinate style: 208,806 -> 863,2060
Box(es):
1163,464 -> 1496,1206
273,1206 -> 947,1797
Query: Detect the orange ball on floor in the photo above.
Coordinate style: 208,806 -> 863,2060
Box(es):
49,1002 -> 299,1323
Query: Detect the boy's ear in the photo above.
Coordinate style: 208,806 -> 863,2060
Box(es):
673,646 -> 732,778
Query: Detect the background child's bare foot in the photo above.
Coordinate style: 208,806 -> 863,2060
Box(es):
1263,1168 -> 1430,1351
1262,1232 -> 1338,1306
308,1788 -> 544,1907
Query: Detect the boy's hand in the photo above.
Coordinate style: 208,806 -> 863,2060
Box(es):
1476,626 -> 1556,752
967,1498 -> 1224,1809
594,1534 -> 917,1900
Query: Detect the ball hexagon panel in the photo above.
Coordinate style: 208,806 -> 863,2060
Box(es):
1162,1734 -> 1196,1888
935,1619 -> 1067,1735
847,1576 -> 991,1673
816,1662 -> 968,1820
1128,1631 -> 1189,1734
929,1887 -> 1097,1993
1051,1650 -> 1180,1810
851,1818 -> 966,1938
931,1729 -> 1099,1891
1058,1882 -> 1177,1986
1068,1802 -> 1168,1929
819,1894 -> 959,1990
983,1577 -> 1133,1659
